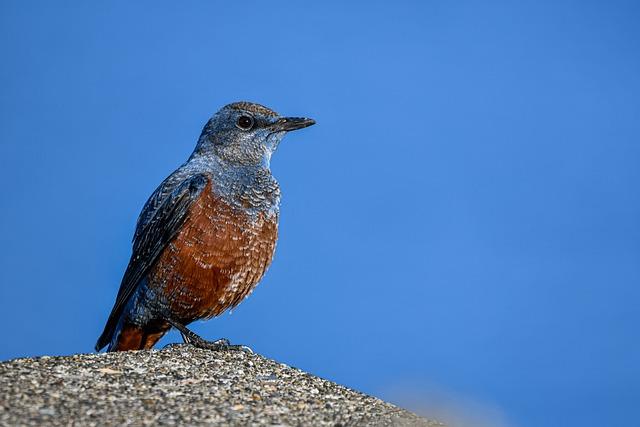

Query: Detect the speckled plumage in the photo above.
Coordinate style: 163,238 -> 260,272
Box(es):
96,102 -> 315,352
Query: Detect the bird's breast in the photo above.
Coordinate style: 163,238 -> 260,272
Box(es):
148,181 -> 279,320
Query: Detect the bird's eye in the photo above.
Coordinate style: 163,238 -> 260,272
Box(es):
236,115 -> 254,130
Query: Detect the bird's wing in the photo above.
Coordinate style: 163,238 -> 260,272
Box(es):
95,173 -> 210,351
132,169 -> 186,243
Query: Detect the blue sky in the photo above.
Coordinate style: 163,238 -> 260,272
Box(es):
1,1 -> 639,426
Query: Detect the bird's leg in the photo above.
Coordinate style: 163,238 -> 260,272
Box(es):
164,317 -> 252,352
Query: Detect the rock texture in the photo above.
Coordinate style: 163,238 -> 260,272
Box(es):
0,345 -> 442,426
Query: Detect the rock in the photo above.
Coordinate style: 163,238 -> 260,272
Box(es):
0,344 -> 443,426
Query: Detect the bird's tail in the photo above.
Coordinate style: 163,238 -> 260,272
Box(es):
109,324 -> 143,351
95,312 -> 122,352
99,321 -> 168,352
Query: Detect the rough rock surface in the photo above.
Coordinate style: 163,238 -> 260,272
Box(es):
0,345 -> 443,426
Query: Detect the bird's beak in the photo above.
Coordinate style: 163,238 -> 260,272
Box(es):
272,117 -> 316,132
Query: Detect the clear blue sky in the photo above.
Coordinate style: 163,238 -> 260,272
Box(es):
1,1 -> 638,426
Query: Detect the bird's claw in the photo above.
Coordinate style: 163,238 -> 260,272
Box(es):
188,336 -> 253,353
232,344 -> 254,353
167,317 -> 252,352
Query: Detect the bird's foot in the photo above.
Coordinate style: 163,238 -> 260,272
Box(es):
166,317 -> 253,353
185,334 -> 253,353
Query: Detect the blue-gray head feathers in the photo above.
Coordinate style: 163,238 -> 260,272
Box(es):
193,102 -> 315,168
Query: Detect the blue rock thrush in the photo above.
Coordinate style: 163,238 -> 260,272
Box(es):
96,102 -> 315,352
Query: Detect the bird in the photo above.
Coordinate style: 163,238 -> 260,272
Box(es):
95,101 -> 315,352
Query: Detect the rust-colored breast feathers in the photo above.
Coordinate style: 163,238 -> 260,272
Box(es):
148,181 -> 278,321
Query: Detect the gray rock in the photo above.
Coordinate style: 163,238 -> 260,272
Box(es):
0,345 -> 443,426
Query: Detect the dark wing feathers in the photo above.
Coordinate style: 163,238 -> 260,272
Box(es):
133,170 -> 187,242
95,174 -> 209,351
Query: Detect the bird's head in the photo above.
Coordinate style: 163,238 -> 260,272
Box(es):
194,102 -> 315,168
